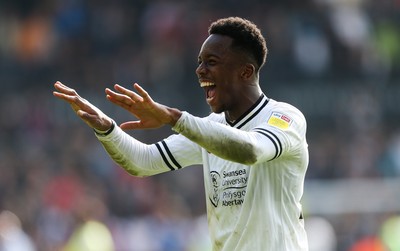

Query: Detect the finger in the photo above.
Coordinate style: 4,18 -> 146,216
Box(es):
52,91 -> 77,104
106,94 -> 132,111
120,121 -> 142,130
76,110 -> 99,127
54,81 -> 77,95
76,110 -> 87,118
53,81 -> 64,90
105,88 -> 131,102
54,88 -> 96,115
133,83 -> 152,101
114,84 -> 143,102
53,90 -> 66,99
54,81 -> 66,89
76,109 -> 97,121
105,88 -> 134,109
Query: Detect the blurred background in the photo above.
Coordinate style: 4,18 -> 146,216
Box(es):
0,0 -> 400,250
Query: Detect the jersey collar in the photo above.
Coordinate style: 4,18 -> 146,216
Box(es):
226,94 -> 269,129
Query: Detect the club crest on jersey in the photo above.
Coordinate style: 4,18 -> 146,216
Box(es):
267,112 -> 292,129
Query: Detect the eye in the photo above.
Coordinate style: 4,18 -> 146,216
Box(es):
207,60 -> 216,66
197,58 -> 217,67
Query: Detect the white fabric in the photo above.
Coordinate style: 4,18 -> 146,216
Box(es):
96,94 -> 309,251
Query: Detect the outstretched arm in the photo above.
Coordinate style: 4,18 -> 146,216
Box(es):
52,81 -> 188,177
53,81 -> 113,131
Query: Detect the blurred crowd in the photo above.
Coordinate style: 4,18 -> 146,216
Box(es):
0,0 -> 400,250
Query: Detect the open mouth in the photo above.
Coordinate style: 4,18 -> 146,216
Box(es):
200,81 -> 216,102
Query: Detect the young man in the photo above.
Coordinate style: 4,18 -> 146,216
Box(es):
53,17 -> 309,251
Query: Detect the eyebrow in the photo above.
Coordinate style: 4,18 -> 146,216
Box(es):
199,50 -> 223,59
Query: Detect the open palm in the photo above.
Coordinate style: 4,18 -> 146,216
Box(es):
105,83 -> 179,130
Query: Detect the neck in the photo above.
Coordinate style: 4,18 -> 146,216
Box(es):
225,90 -> 263,122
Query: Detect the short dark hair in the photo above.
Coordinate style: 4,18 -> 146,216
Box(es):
208,17 -> 268,71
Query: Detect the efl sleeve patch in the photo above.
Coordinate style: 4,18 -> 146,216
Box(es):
267,112 -> 292,129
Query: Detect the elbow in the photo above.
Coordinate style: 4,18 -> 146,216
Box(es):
238,154 -> 258,165
116,161 -> 149,178
126,170 -> 147,178
231,144 -> 259,165
124,166 -> 153,178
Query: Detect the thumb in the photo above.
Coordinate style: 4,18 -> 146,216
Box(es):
120,121 -> 142,130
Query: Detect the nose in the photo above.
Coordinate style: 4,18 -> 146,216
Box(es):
196,62 -> 206,77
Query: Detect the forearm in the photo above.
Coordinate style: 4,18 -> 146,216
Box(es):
172,112 -> 277,165
95,123 -> 167,177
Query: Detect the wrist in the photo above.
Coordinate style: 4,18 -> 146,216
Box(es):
94,120 -> 115,136
167,108 -> 182,126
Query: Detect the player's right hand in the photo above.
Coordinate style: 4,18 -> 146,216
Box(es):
53,81 -> 113,131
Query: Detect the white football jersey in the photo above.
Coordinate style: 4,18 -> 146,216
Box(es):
160,94 -> 309,251
97,94 -> 309,251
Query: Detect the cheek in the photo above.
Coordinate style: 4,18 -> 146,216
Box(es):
223,82 -> 243,104
215,68 -> 241,95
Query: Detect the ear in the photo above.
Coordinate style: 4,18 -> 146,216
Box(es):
240,64 -> 255,80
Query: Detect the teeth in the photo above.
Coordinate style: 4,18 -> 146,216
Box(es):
200,82 -> 216,87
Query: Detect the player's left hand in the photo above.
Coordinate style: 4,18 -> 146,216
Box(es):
105,83 -> 182,130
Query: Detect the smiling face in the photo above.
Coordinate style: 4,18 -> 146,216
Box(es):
196,34 -> 258,119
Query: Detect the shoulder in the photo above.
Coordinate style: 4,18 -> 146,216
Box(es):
264,99 -> 307,133
268,99 -> 305,117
